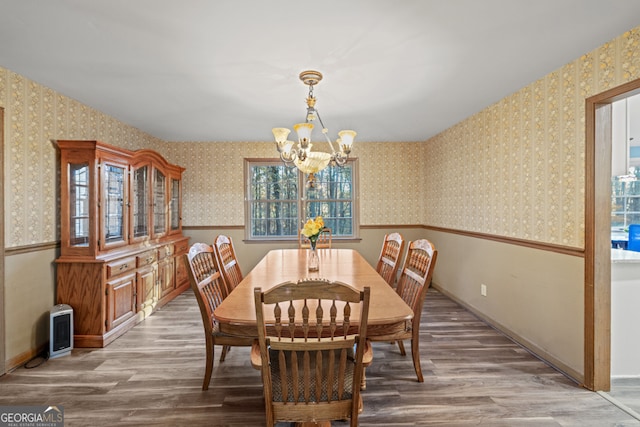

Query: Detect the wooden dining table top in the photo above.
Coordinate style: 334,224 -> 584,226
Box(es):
213,248 -> 414,338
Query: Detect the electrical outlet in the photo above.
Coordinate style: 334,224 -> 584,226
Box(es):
481,284 -> 487,297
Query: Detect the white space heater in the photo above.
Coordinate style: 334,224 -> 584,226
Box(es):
49,304 -> 73,359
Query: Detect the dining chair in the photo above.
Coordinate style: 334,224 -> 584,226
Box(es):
628,224 -> 640,252
185,242 -> 255,390
213,234 -> 244,295
370,238 -> 437,382
252,279 -> 371,427
375,232 -> 405,287
298,228 -> 332,249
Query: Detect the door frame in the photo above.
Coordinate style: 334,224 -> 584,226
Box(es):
1,107 -> 5,375
585,78 -> 640,391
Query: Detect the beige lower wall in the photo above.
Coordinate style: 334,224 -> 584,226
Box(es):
423,229 -> 585,381
4,248 -> 58,365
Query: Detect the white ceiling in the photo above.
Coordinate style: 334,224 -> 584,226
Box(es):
1,1 -> 640,143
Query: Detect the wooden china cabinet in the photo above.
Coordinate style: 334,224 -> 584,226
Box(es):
54,140 -> 189,347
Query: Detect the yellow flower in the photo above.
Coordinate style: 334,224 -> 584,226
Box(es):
313,216 -> 324,229
302,216 -> 325,238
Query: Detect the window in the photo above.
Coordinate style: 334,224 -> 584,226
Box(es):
245,159 -> 358,240
612,94 -> 640,232
612,176 -> 640,229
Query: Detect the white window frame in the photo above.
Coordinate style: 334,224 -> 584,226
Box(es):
244,158 -> 359,241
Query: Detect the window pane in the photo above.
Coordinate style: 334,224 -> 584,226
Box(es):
153,169 -> 166,234
308,166 -> 352,200
612,172 -> 640,232
70,163 -> 90,246
104,164 -> 126,243
132,166 -> 149,238
304,163 -> 354,238
307,201 -> 353,235
249,164 -> 299,238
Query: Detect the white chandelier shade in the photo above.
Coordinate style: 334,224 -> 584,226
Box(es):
295,151 -> 332,174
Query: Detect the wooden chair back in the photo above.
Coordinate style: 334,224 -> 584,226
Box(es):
213,234 -> 243,294
375,232 -> 405,287
253,279 -> 370,427
186,243 -> 226,326
377,238 -> 437,383
397,239 -> 438,327
185,242 -> 254,390
298,228 -> 332,248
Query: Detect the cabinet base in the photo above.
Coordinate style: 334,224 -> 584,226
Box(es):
74,285 -> 190,348
73,315 -> 139,348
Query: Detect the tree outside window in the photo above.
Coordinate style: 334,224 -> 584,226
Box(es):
245,159 -> 357,240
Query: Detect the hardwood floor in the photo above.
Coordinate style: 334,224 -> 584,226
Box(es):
606,378 -> 640,420
1,289 -> 639,426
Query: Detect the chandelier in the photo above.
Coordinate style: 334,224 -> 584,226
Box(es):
272,70 -> 356,183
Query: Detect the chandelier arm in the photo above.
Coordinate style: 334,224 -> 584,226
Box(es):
333,154 -> 347,166
313,109 -> 338,154
280,150 -> 297,164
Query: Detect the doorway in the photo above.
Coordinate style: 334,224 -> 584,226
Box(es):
586,78 -> 640,391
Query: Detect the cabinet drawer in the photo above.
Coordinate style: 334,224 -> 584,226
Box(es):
174,240 -> 189,255
158,245 -> 173,260
137,250 -> 157,268
106,257 -> 136,279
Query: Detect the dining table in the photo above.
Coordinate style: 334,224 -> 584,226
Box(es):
213,248 -> 414,338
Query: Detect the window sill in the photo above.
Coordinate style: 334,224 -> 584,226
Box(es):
243,237 -> 362,244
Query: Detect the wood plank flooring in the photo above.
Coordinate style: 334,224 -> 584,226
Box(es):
1,289 -> 639,426
606,378 -> 640,420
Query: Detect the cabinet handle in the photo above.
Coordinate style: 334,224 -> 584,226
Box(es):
119,264 -> 128,270
147,256 -> 154,263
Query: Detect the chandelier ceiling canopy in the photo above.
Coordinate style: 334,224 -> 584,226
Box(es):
272,70 -> 356,179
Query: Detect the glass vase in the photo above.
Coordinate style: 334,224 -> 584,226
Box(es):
308,241 -> 319,271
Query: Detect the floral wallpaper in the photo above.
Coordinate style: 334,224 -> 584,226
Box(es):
164,141 -> 425,227
0,66 -> 164,248
424,28 -> 640,249
2,26 -> 640,249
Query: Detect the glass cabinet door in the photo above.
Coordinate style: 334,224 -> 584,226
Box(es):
102,162 -> 127,248
153,168 -> 167,236
69,163 -> 90,247
170,178 -> 180,232
132,165 -> 150,240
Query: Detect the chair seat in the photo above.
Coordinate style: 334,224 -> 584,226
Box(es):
213,332 -> 256,347
270,348 -> 355,403
253,341 -> 373,370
